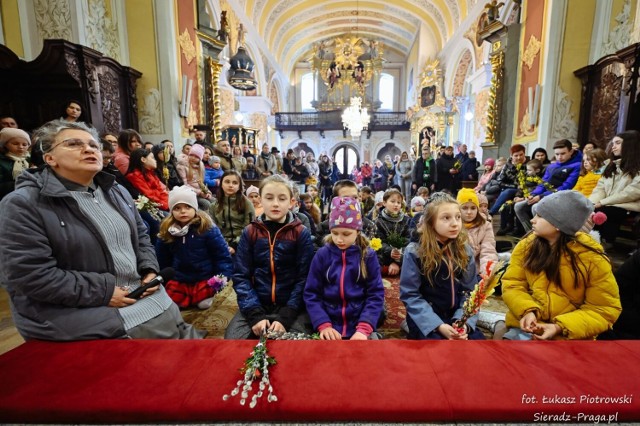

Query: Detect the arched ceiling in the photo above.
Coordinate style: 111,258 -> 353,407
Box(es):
237,0 -> 477,77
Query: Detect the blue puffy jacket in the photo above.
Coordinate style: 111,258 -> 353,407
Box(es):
156,225 -> 233,283
531,150 -> 583,197
233,213 -> 314,315
305,244 -> 384,337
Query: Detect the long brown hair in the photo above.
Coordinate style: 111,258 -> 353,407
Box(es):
324,232 -> 371,280
157,209 -> 213,243
603,130 -> 640,178
417,193 -> 469,284
215,170 -> 247,214
523,233 -> 608,289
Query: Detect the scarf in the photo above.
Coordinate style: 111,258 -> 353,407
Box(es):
6,153 -> 30,179
261,152 -> 271,160
381,208 -> 405,222
168,223 -> 190,237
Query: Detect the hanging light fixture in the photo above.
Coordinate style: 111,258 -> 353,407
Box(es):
342,96 -> 370,138
228,24 -> 257,91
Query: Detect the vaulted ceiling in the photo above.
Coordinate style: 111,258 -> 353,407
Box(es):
235,0 -> 478,76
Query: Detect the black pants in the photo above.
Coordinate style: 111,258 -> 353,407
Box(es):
595,205 -> 628,243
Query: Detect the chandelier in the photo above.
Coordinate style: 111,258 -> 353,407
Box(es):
341,96 -> 370,138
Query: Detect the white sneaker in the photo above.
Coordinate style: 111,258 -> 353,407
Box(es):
197,297 -> 214,310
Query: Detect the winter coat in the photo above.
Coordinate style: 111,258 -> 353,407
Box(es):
412,156 -> 437,188
212,146 -> 234,171
126,168 -> 169,211
465,221 -> 498,272
305,160 -> 320,178
461,158 -> 480,181
474,170 -> 495,192
256,153 -> 278,176
0,153 -> 19,200
319,161 -> 333,186
435,153 -> 457,192
113,147 -> 130,175
231,156 -> 247,172
209,195 -> 255,248
360,164 -> 372,179
156,225 -> 233,283
397,159 -> 414,181
242,166 -> 260,181
0,168 -> 159,341
531,150 -> 582,197
589,160 -> 640,212
204,165 -> 224,192
502,233 -> 621,339
496,160 -> 526,190
400,242 -> 478,336
304,244 -> 384,337
374,210 -> 411,267
291,163 -> 309,184
573,169 -> 603,197
233,213 -> 314,315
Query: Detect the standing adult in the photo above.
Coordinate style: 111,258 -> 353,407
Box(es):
61,100 -> 85,123
396,151 -> 414,199
0,120 -> 202,341
231,145 -> 247,173
412,145 -> 437,194
212,139 -> 234,171
256,143 -> 278,177
435,146 -> 457,193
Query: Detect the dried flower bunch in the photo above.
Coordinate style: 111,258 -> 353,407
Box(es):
134,195 -> 163,221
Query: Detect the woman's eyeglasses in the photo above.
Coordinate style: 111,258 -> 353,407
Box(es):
51,139 -> 102,152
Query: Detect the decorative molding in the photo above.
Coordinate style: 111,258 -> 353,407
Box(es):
602,0 -> 632,56
207,58 -> 224,142
485,49 -> 504,145
521,35 -> 541,70
99,68 -> 122,133
34,0 -> 73,40
464,21 -> 484,69
84,0 -> 121,61
550,85 -> 578,142
452,50 -> 473,97
178,29 -> 197,64
588,71 -> 623,145
270,82 -> 280,115
139,88 -> 164,134
632,0 -> 640,43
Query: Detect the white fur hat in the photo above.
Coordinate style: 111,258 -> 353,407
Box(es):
169,185 -> 198,211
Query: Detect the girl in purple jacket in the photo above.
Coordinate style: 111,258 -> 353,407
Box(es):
304,196 -> 385,340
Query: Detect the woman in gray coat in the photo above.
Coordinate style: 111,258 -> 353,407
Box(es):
0,120 -> 202,341
397,151 -> 414,199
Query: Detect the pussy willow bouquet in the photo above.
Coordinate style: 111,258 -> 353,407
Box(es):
134,195 -> 163,221
206,274 -> 228,294
386,231 -> 408,250
223,333 -> 277,408
369,237 -> 382,251
454,260 -> 505,334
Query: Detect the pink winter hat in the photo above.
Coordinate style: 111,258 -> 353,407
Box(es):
189,144 -> 205,160
329,196 -> 363,231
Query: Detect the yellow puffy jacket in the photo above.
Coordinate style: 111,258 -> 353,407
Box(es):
573,171 -> 602,197
502,233 -> 621,339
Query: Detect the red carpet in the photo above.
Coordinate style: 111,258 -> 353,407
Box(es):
1,340 -> 639,423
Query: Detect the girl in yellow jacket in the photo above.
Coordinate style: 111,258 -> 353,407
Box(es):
502,190 -> 621,340
573,148 -> 607,197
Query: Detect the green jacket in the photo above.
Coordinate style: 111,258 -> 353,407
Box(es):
209,194 -> 255,248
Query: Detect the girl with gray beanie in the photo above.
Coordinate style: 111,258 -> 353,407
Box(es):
501,190 -> 621,340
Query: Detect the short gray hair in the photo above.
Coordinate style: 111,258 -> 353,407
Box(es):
33,119 -> 100,153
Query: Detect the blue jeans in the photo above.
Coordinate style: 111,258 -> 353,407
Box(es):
489,188 -> 517,215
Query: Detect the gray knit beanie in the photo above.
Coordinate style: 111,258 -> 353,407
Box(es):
532,190 -> 594,235
169,185 -> 199,211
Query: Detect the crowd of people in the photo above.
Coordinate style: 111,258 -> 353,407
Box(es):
0,110 -> 638,342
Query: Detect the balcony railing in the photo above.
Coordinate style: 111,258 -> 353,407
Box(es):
275,111 -> 410,135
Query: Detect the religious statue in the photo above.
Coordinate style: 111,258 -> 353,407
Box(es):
217,10 -> 229,43
352,61 -> 365,91
485,0 -> 505,22
237,23 -> 246,47
327,62 -> 341,89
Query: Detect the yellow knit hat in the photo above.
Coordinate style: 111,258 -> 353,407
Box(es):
456,188 -> 479,208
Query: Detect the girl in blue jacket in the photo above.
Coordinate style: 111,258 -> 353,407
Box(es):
399,192 -> 483,340
305,196 -> 384,340
157,185 -> 233,309
226,175 -> 315,339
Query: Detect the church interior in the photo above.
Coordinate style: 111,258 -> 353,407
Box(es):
1,0 -> 640,423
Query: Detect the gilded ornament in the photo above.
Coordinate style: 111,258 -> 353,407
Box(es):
179,29 -> 197,65
522,35 -> 541,70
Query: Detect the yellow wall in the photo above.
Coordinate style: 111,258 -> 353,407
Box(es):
405,38 -> 420,109
1,0 -> 24,57
124,0 -> 159,93
558,0 -> 597,120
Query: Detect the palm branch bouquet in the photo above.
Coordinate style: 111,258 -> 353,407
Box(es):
453,260 -> 505,334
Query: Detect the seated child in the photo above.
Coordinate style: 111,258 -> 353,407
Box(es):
501,191 -> 621,340
156,186 -> 234,309
246,185 -> 263,217
374,188 -> 411,276
400,192 -> 483,340
304,197 -> 384,340
226,175 -> 315,339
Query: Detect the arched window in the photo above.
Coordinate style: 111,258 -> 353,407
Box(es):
379,73 -> 394,111
333,144 -> 359,179
300,73 -> 315,112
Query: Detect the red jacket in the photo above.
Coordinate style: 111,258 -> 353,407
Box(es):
126,169 -> 169,210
